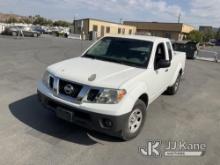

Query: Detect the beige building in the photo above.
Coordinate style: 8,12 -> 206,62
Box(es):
124,21 -> 194,41
74,18 -> 136,40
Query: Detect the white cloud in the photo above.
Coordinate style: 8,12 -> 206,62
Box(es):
143,0 -> 182,16
56,0 -> 183,20
190,0 -> 220,18
185,0 -> 220,26
1,0 -> 220,27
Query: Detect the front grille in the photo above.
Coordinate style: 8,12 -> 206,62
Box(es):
59,79 -> 83,98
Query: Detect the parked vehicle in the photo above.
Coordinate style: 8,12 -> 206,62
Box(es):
206,42 -> 215,46
37,35 -> 186,140
3,26 -> 40,37
51,29 -> 69,38
32,26 -> 46,34
21,26 -> 41,37
2,26 -> 19,36
216,40 -> 220,46
172,41 -> 198,59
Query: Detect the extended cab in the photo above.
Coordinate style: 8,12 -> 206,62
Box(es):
37,35 -> 186,140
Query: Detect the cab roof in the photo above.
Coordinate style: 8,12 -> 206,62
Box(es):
104,35 -> 170,43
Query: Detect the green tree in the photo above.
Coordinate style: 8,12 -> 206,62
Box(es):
33,15 -> 46,25
33,15 -> 52,25
46,19 -> 53,26
21,18 -> 32,24
53,20 -> 71,27
187,30 -> 203,43
215,28 -> 220,40
6,17 -> 18,23
32,15 -> 54,26
202,29 -> 215,42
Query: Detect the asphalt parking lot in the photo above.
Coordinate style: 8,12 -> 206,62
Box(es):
0,36 -> 220,165
198,46 -> 220,61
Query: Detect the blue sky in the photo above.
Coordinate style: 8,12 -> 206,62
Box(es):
0,0 -> 219,27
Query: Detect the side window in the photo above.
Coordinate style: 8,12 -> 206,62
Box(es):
154,43 -> 166,69
118,28 -> 121,34
166,42 -> 173,61
93,25 -> 98,32
106,27 -> 110,33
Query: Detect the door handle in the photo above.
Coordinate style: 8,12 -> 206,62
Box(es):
165,69 -> 169,72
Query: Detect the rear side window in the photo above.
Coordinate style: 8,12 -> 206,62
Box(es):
166,42 -> 173,61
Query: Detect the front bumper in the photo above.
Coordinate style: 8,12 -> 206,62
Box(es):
37,90 -> 129,136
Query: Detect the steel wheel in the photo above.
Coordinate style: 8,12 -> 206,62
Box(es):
12,32 -> 17,36
128,109 -> 143,134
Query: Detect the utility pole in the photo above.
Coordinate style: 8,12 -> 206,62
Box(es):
178,13 -> 181,23
73,15 -> 77,33
119,18 -> 123,24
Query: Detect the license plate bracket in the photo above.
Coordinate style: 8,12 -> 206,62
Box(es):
56,107 -> 73,122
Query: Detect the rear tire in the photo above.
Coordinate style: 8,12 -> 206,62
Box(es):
192,50 -> 198,59
12,32 -> 17,36
120,100 -> 146,141
166,73 -> 181,95
33,33 -> 38,37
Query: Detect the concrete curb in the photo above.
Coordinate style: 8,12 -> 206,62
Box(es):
196,57 -> 219,63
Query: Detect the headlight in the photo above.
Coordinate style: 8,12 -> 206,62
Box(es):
42,71 -> 55,89
42,71 -> 50,87
85,88 -> 126,104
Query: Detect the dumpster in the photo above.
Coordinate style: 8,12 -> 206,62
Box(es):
89,31 -> 97,41
172,41 -> 198,59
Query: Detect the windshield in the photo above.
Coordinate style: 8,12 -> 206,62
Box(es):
83,37 -> 153,68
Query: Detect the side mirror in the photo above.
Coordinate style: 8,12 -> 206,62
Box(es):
156,59 -> 171,69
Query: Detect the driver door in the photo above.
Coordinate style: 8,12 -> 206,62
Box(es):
150,42 -> 170,100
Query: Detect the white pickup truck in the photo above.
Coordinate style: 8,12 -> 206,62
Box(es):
37,35 -> 186,140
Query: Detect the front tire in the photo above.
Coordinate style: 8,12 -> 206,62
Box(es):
33,33 -> 38,37
121,100 -> 146,141
194,50 -> 198,58
12,32 -> 17,36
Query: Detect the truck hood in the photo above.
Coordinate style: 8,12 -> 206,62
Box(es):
48,57 -> 145,88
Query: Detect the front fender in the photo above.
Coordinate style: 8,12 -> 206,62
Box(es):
129,82 -> 148,103
119,82 -> 149,115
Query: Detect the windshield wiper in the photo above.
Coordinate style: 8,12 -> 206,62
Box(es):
83,55 -> 117,63
99,57 -> 123,64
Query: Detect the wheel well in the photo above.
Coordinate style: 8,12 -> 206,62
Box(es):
138,94 -> 148,107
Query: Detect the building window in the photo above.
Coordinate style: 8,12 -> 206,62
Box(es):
106,27 -> 110,33
165,32 -> 171,39
122,28 -> 125,34
129,29 -> 132,34
118,28 -> 121,34
93,25 -> 98,32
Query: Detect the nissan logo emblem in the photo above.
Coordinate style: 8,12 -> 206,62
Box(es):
88,74 -> 96,81
64,84 -> 75,95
